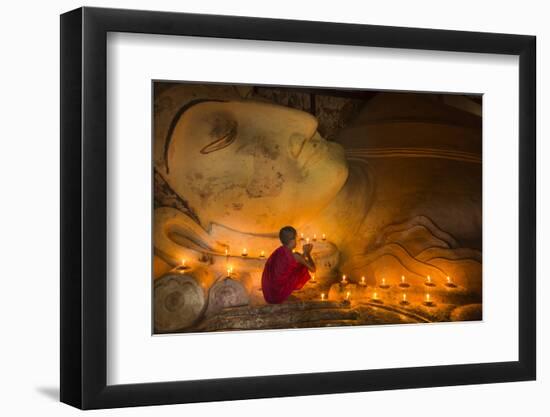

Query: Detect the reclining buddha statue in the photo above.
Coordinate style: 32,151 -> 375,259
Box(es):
153,84 -> 482,330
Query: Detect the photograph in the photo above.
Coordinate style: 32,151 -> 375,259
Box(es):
152,82 -> 483,334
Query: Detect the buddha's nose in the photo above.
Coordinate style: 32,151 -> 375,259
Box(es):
289,131 -> 312,159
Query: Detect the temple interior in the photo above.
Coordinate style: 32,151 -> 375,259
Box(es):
152,82 -> 482,333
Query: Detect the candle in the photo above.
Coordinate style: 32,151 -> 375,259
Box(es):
379,277 -> 389,289
226,266 -> 233,276
260,250 -> 265,258
313,234 -> 317,241
341,274 -> 347,285
224,248 -> 228,256
371,290 -> 382,303
177,258 -> 190,271
400,292 -> 409,306
445,275 -> 457,288
242,248 -> 248,257
321,293 -> 326,301
310,274 -> 317,283
306,237 -> 310,244
399,275 -> 410,288
425,275 -> 435,287
424,292 -> 435,306
300,233 -> 305,240
360,276 -> 366,286
345,291 -> 351,300
322,233 -> 326,241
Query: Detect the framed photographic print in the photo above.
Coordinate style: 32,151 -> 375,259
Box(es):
60,6 -> 536,409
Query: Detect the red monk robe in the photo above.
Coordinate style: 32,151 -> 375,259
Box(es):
261,246 -> 311,304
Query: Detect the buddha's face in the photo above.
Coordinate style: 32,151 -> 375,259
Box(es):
164,100 -> 348,234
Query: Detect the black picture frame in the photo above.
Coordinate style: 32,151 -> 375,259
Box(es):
60,6 -> 536,410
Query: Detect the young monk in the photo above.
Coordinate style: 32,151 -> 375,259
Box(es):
261,226 -> 316,304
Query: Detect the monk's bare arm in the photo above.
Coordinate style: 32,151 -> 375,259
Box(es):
293,252 -> 316,273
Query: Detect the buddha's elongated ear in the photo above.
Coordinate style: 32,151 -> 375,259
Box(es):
200,114 -> 238,154
163,99 -> 226,173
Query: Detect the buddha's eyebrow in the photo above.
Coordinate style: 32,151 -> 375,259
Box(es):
163,98 -> 226,173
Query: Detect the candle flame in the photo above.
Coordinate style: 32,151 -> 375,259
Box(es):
260,250 -> 265,257
181,259 -> 186,266
402,293 -> 407,301
346,291 -> 351,300
361,276 -> 365,283
426,293 -> 431,302
373,291 -> 378,299
427,275 -> 431,282
321,293 -> 325,301
322,233 -> 326,240
447,276 -> 451,283
382,277 -> 386,285
401,275 -> 405,282
224,248 -> 228,256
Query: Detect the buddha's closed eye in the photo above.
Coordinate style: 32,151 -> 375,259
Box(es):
200,116 -> 238,154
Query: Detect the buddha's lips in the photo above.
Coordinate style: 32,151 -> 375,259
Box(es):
300,136 -> 345,171
297,132 -> 324,169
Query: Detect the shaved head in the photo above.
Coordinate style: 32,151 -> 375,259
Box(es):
279,226 -> 297,246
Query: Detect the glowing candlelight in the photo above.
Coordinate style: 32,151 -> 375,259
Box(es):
424,275 -> 435,287
300,233 -> 305,240
322,233 -> 326,241
226,266 -> 233,276
399,275 -> 410,288
313,234 -> 317,241
224,248 -> 228,256
360,276 -> 366,286
260,250 -> 265,258
306,237 -> 310,244
379,277 -> 390,289
400,292 -> 409,306
423,292 -> 435,306
445,275 -> 457,288
341,274 -> 347,285
241,248 -> 248,257
177,258 -> 190,271
310,274 -> 317,283
346,291 -> 351,300
321,293 -> 326,301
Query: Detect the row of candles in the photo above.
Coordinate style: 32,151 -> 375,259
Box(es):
228,233 -> 328,259
315,274 -> 458,307
320,289 -> 437,307
336,274 -> 457,288
300,233 -> 326,244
